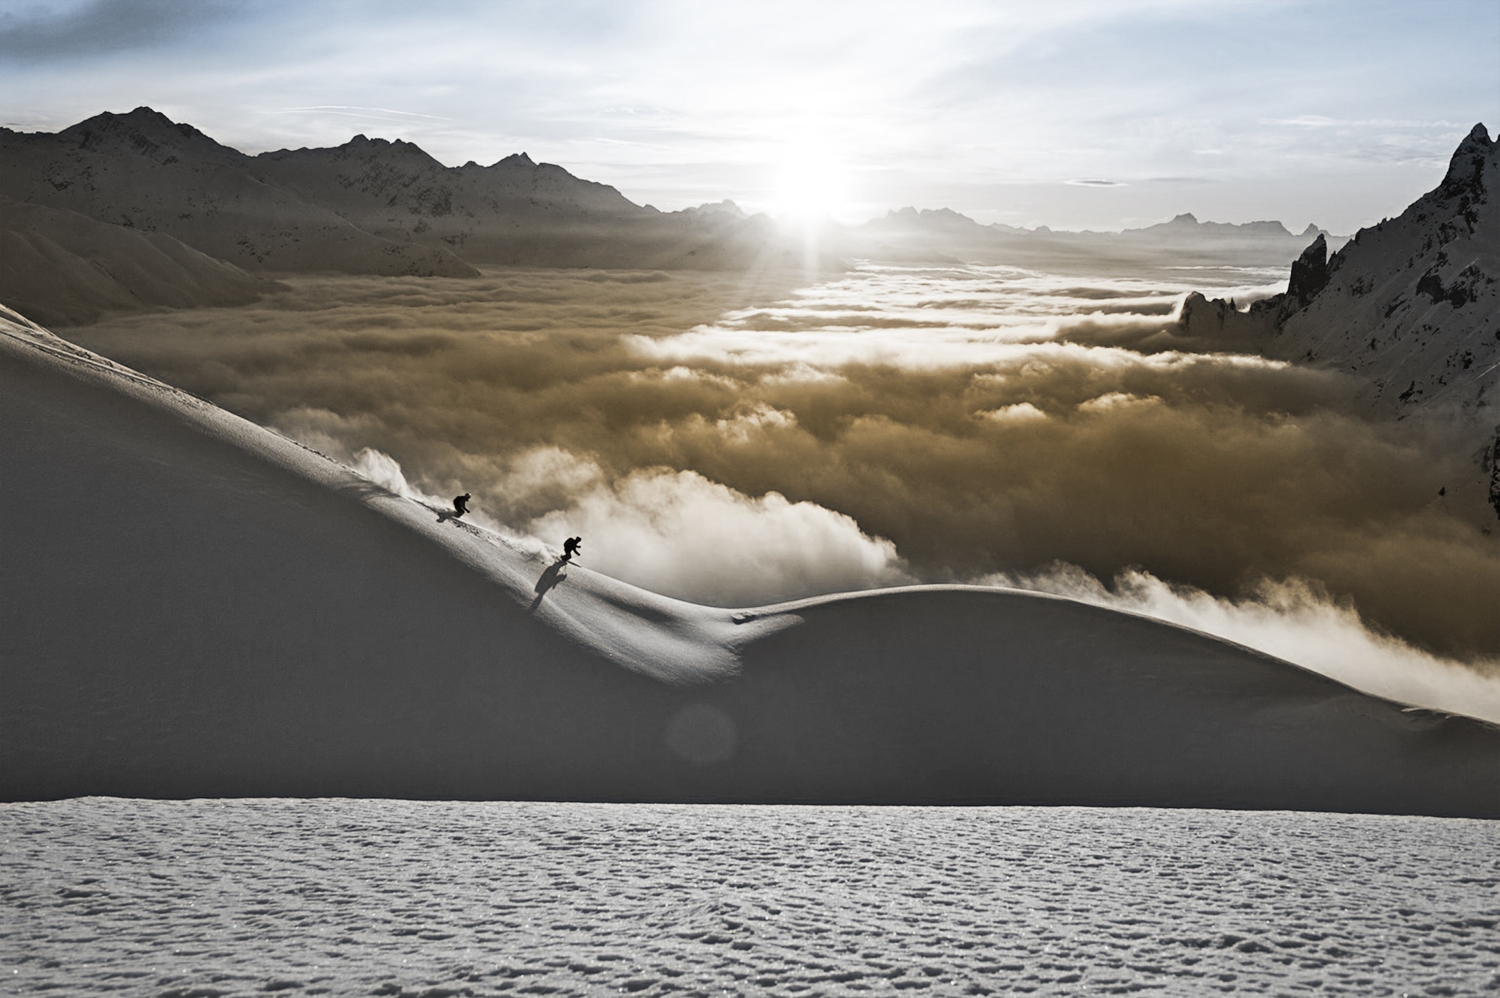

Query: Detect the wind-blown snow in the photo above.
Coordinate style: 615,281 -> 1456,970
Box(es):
991,566 -> 1500,725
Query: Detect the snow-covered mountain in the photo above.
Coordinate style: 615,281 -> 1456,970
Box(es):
1184,124 -> 1497,413
1268,124 -> 1499,417
0,107 -> 803,294
0,108 -> 478,278
2,304 -> 1495,813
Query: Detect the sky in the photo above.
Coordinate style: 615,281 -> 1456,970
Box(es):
1,0 -> 1497,232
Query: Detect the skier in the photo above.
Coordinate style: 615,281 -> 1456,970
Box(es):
453,493 -> 471,518
562,536 -> 582,562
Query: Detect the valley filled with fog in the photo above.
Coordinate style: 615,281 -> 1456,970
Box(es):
66,262 -> 1500,721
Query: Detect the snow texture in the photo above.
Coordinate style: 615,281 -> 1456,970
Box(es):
3,798 -> 1498,997
1,306 -> 1497,813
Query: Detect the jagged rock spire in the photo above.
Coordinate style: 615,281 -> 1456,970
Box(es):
1440,123 -> 1493,197
1285,233 -> 1329,308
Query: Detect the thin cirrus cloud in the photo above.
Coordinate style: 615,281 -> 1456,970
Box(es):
1,0 -> 1495,230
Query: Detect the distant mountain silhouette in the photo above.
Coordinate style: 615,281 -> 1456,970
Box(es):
1,108 -> 477,278
250,134 -> 782,268
858,205 -> 1338,272
0,107 -> 810,297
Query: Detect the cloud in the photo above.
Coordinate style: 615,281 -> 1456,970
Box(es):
328,442 -> 909,607
68,264 -> 1500,669
977,402 -> 1047,423
519,455 -> 909,607
1075,391 -> 1158,411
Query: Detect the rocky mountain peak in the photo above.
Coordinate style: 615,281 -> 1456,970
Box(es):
107,106 -> 176,128
58,105 -> 234,161
1440,123 -> 1493,198
1285,234 -> 1329,307
676,200 -> 747,219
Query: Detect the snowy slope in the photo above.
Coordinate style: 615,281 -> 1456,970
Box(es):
1,307 -> 1496,813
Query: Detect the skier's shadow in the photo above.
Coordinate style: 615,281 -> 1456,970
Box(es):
529,557 -> 571,611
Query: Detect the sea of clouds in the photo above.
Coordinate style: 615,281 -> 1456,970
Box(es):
69,263 -> 1500,721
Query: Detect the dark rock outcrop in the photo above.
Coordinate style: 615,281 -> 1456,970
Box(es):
1266,123 -> 1497,416
1285,233 -> 1329,308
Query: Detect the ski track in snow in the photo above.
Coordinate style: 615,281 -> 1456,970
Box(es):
3,800 -> 1497,997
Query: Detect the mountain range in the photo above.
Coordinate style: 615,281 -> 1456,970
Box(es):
0,107 -> 802,324
860,205 -> 1341,272
5,106 -> 1344,325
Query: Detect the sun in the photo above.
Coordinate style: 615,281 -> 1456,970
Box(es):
767,143 -> 850,223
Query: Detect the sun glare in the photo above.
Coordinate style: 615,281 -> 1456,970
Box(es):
768,144 -> 850,223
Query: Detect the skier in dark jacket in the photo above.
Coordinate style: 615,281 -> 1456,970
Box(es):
453,493 -> 471,518
562,536 -> 582,562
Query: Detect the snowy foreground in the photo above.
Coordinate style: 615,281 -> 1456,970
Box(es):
2,306 -> 1498,813
3,798 -> 1497,997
